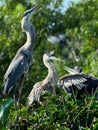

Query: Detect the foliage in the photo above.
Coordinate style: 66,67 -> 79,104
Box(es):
4,91 -> 98,130
0,0 -> 98,129
64,0 -> 98,75
0,98 -> 13,129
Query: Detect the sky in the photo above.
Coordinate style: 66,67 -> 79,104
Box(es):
0,0 -> 80,9
62,0 -> 79,12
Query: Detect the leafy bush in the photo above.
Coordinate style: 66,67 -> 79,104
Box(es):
0,0 -> 98,129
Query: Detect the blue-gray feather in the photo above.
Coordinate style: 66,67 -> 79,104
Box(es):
3,49 -> 30,95
2,3 -> 40,99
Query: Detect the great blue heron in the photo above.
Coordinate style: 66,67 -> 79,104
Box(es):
2,3 -> 41,107
58,66 -> 98,99
27,52 -> 59,106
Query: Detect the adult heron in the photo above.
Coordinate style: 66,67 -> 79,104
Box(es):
27,52 -> 59,106
2,3 -> 41,107
58,66 -> 98,99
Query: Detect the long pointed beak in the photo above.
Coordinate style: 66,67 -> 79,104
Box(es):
29,2 -> 41,13
49,56 -> 61,61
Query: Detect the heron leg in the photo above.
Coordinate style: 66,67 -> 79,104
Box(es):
13,86 -> 19,126
52,84 -> 56,95
13,77 -> 24,109
14,85 -> 19,110
18,77 -> 24,108
36,101 -> 40,108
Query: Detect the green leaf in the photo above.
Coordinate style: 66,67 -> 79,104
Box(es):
93,123 -> 98,130
0,98 -> 14,128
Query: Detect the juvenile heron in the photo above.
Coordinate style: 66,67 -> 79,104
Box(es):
27,52 -> 59,106
2,3 -> 41,107
58,66 -> 98,99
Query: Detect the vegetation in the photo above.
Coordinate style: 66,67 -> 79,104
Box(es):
0,0 -> 98,129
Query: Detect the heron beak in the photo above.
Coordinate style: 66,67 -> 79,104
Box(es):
50,56 -> 61,61
29,2 -> 41,13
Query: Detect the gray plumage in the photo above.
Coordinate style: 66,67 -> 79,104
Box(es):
2,3 -> 40,99
58,66 -> 98,98
27,52 -> 58,106
64,66 -> 82,75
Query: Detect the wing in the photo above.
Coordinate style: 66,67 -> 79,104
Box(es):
27,82 -> 43,106
3,54 -> 30,95
58,74 -> 87,90
64,66 -> 81,74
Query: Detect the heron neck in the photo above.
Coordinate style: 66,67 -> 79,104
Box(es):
25,25 -> 36,48
44,60 -> 57,75
21,17 -> 36,48
48,63 -> 55,74
27,24 -> 36,42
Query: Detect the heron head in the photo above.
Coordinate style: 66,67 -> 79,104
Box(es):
22,2 -> 41,21
43,51 -> 60,62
